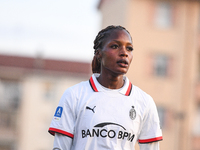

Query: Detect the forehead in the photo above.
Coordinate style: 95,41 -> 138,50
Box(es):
105,29 -> 132,43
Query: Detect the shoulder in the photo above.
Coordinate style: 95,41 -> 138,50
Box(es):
132,85 -> 159,121
61,79 -> 93,101
54,79 -> 92,117
132,85 -> 152,100
63,80 -> 91,95
132,85 -> 154,107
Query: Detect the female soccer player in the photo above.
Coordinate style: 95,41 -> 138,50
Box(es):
48,25 -> 163,150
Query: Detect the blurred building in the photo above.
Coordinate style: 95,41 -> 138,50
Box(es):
0,54 -> 91,150
98,0 -> 200,150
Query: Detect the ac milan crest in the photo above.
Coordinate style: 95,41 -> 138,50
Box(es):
129,106 -> 136,120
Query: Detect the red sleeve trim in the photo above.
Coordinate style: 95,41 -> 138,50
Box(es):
138,136 -> 163,144
48,127 -> 74,138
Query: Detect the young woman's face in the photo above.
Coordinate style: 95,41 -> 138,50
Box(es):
99,29 -> 133,76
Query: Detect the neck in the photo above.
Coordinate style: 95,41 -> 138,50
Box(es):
97,73 -> 124,89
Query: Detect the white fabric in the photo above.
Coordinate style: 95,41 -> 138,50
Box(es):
139,142 -> 160,150
53,134 -> 160,150
49,74 -> 162,150
53,133 -> 72,150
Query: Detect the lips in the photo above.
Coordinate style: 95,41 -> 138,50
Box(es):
117,59 -> 129,67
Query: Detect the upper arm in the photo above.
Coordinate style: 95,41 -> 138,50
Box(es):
138,96 -> 163,144
53,133 -> 73,150
49,88 -> 76,139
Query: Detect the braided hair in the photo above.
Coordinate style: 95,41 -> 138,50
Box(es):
92,25 -> 132,73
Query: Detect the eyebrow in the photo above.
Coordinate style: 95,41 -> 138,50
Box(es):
112,40 -> 133,45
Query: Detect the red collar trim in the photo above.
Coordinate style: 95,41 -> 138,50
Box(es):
89,75 -> 132,96
125,82 -> 132,96
89,76 -> 98,92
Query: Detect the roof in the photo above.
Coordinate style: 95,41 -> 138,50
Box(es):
0,54 -> 91,75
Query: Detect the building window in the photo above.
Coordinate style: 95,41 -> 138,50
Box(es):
153,54 -> 169,77
154,2 -> 173,28
0,79 -> 21,129
43,82 -> 55,100
0,79 -> 21,110
193,104 -> 200,136
0,144 -> 13,150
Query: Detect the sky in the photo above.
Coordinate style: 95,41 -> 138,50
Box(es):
0,0 -> 101,62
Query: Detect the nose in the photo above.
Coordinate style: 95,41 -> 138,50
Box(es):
119,46 -> 128,57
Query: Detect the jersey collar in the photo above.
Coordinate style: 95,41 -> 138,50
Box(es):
89,74 -> 132,96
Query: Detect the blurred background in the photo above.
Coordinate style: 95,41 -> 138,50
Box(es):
0,0 -> 200,150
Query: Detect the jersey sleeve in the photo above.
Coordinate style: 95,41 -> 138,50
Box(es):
53,133 -> 73,150
139,141 -> 160,150
48,88 -> 76,139
138,95 -> 163,144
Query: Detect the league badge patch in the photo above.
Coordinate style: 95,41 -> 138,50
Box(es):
54,106 -> 63,121
129,106 -> 136,120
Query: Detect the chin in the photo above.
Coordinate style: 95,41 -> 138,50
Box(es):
115,69 -> 128,75
103,67 -> 128,76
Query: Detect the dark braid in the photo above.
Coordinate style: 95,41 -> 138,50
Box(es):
93,25 -> 131,53
92,25 -> 131,73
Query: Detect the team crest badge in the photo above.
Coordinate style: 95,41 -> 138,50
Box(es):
129,106 -> 136,120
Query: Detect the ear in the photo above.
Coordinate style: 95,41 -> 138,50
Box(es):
95,49 -> 102,62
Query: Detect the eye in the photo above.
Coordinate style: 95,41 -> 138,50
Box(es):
127,46 -> 134,51
110,44 -> 119,49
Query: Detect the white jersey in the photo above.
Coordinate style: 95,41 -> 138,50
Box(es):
49,74 -> 162,150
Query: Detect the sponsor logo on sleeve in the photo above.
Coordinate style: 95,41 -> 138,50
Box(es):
54,106 -> 63,121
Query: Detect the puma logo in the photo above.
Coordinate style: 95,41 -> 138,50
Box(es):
86,106 -> 96,113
